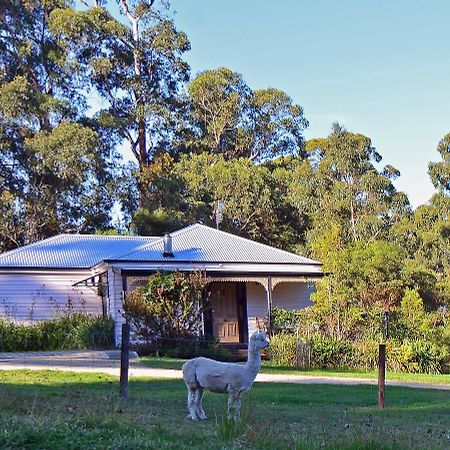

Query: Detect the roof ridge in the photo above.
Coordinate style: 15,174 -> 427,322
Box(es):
189,224 -> 320,264
109,224 -> 199,260
63,234 -> 159,240
108,223 -> 320,265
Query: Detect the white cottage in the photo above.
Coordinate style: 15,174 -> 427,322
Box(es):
0,224 -> 322,345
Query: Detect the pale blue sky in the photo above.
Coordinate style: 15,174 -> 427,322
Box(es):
169,0 -> 450,207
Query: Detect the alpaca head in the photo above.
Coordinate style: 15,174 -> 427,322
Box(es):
249,331 -> 270,350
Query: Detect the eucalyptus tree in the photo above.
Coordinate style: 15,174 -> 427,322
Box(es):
429,132 -> 450,187
132,153 -> 278,241
188,68 -> 308,162
279,125 -> 412,339
304,123 -> 410,245
0,0 -> 117,251
188,68 -> 251,158
50,0 -> 191,204
389,132 -> 450,307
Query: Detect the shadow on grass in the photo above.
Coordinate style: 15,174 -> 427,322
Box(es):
0,370 -> 449,449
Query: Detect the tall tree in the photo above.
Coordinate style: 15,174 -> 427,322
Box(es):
188,68 -> 308,162
51,0 -> 191,204
429,132 -> 450,200
303,123 -> 410,245
0,0 -> 117,251
133,153 -> 281,242
390,132 -> 450,307
188,68 -> 251,158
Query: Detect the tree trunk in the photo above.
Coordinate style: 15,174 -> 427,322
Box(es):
120,0 -> 149,205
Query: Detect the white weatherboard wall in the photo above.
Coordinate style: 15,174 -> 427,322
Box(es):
108,269 -> 125,346
246,282 -> 268,335
246,281 -> 314,335
0,271 -> 103,322
272,282 -> 314,310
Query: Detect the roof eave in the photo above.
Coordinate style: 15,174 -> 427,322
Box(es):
102,258 -> 322,266
0,266 -> 93,272
97,261 -> 323,276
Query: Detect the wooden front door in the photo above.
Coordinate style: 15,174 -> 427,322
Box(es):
210,283 -> 240,343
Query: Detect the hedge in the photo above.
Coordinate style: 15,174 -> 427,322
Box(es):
0,314 -> 115,352
266,333 -> 449,374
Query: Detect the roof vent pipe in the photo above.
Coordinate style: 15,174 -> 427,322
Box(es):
163,233 -> 174,257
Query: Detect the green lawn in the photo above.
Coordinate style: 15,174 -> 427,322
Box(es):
0,370 -> 449,449
139,357 -> 450,385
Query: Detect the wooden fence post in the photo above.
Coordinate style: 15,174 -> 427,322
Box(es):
120,322 -> 130,399
378,343 -> 386,409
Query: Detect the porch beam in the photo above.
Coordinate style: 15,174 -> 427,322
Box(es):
272,276 -> 320,288
266,276 -> 273,335
207,276 -> 268,290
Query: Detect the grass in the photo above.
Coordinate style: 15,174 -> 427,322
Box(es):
139,357 -> 450,385
0,370 -> 449,449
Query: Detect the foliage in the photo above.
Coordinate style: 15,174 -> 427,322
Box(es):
175,154 -> 276,241
0,314 -> 114,351
133,153 -> 303,246
311,335 -> 354,368
265,333 -> 298,367
270,306 -> 303,334
310,237 -> 406,341
267,302 -> 449,373
266,334 -> 448,374
50,0 -> 190,204
303,124 -> 410,245
124,271 -> 207,346
377,340 -> 445,374
188,68 -> 308,162
0,0 -> 118,251
390,289 -> 444,341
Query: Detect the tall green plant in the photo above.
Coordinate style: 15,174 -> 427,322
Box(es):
0,0 -> 118,251
0,314 -> 114,351
124,271 -> 207,343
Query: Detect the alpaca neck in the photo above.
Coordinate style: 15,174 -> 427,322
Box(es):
245,346 -> 261,380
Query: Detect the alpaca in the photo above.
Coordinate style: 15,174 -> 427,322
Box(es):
182,331 -> 270,422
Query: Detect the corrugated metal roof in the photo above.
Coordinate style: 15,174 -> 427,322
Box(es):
110,224 -> 321,265
0,224 -> 321,269
0,234 -> 158,269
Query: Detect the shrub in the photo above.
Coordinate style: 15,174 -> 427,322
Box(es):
266,333 -> 298,366
311,335 -> 354,368
270,307 -> 302,334
267,334 -> 353,369
266,331 -> 449,374
387,340 -> 446,374
352,340 -> 380,370
0,314 -> 114,352
124,271 -> 207,348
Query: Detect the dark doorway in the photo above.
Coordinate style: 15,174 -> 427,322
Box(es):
204,282 -> 248,344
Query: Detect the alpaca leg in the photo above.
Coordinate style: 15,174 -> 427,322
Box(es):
187,388 -> 197,420
227,392 -> 234,420
227,392 -> 239,422
233,393 -> 242,422
194,387 -> 206,420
